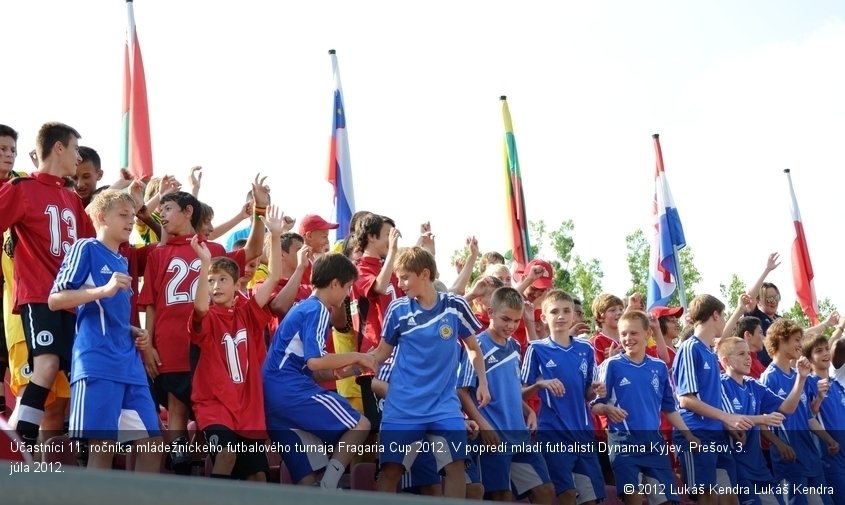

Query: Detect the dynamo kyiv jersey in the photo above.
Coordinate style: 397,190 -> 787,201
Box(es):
761,364 -> 822,479
720,374 -> 783,482
521,337 -> 596,441
52,239 -> 145,386
460,331 -> 526,446
596,353 -> 675,447
815,374 -> 845,468
673,335 -> 723,433
381,292 -> 481,424
262,295 -> 331,392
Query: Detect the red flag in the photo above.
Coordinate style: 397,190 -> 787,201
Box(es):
120,0 -> 153,181
784,169 -> 819,325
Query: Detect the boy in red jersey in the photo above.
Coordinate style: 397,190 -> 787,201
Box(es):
189,205 -> 285,481
0,122 -> 96,448
590,293 -> 624,366
139,178 -> 268,473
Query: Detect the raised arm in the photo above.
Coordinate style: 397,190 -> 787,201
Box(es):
253,206 -> 285,308
449,236 -> 479,295
240,174 -> 271,262
373,227 -> 400,295
190,236 -> 213,329
745,253 -> 780,308
269,245 -> 313,316
722,293 -> 756,340
208,201 -> 251,241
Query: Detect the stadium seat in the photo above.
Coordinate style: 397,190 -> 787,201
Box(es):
0,417 -> 32,463
41,435 -> 79,467
350,462 -> 377,491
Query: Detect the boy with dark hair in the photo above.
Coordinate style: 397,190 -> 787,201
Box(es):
459,286 -> 554,503
804,336 -> 845,504
736,316 -> 766,379
718,336 -> 808,505
73,146 -> 103,206
0,121 -> 96,448
372,246 -> 490,499
521,289 -> 605,505
139,178 -> 267,473
594,310 -> 699,505
674,294 -> 752,505
762,319 -> 831,505
263,252 -> 376,488
49,190 -> 162,471
189,205 -> 286,481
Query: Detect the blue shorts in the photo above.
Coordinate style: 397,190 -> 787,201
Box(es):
611,451 -> 679,502
465,451 -> 481,484
779,474 -> 831,505
822,463 -> 845,505
266,390 -> 361,443
479,449 -> 551,498
379,418 -> 468,470
270,429 -> 329,484
401,449 -> 441,491
68,377 -> 161,442
542,445 -> 605,500
675,430 -> 736,490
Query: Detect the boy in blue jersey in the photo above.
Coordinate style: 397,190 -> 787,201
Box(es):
594,310 -> 699,505
762,319 -> 833,505
674,294 -> 753,505
48,190 -> 163,471
521,289 -> 605,505
718,336 -> 809,505
804,336 -> 845,505
372,246 -> 490,499
459,287 -> 555,503
262,253 -> 377,488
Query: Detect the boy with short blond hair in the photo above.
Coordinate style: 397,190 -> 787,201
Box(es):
373,246 -> 490,499
49,190 -> 162,471
459,286 -> 554,503
521,289 -> 605,505
718,336 -> 808,505
594,310 -> 698,505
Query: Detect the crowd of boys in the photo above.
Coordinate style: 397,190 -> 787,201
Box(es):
2,122 -> 845,505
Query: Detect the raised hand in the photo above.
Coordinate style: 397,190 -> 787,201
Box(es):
251,173 -> 271,207
129,179 -> 145,209
766,253 -> 781,273
818,378 -> 830,399
188,166 -> 203,193
628,293 -> 645,311
467,236 -> 479,257
739,293 -> 756,313
158,175 -> 182,197
388,227 -> 401,253
296,245 -> 314,268
796,356 -> 813,377
824,311 -> 840,329
190,235 -> 212,263
260,205 -> 286,235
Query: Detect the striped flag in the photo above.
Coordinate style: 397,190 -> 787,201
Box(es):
327,49 -> 355,239
784,169 -> 819,325
501,96 -> 532,272
647,134 -> 687,310
120,0 -> 153,181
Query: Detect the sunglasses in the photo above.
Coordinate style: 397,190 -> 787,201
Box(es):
765,295 -> 781,304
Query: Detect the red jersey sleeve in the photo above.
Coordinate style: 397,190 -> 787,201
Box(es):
138,248 -> 160,309
0,181 -> 25,233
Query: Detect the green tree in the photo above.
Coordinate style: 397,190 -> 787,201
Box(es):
569,257 -> 604,322
783,298 -> 837,335
719,274 -> 748,313
624,228 -> 701,307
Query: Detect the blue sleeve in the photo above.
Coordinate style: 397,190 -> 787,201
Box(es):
520,343 -> 539,385
592,360 -> 611,406
720,380 -> 734,413
303,304 -> 330,361
660,364 -> 677,413
52,239 -> 92,292
752,380 -> 785,414
377,348 -> 396,382
457,345 -> 475,389
382,299 -> 402,346
673,343 -> 699,396
452,295 -> 482,339
805,375 -> 819,403
586,346 -> 596,395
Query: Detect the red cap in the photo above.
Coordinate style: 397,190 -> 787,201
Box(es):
650,306 -> 684,319
524,259 -> 554,290
299,214 -> 339,234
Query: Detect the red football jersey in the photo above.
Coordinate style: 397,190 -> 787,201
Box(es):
590,331 -> 620,366
120,242 -> 155,328
0,172 -> 95,311
189,294 -> 271,436
138,234 -> 246,373
255,276 -> 313,339
352,256 -> 404,353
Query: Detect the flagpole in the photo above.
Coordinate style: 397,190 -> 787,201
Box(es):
674,245 -> 687,312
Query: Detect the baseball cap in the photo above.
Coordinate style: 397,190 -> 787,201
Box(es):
524,259 -> 554,290
299,214 -> 339,235
650,306 -> 684,319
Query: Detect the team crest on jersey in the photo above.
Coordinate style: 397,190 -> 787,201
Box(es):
439,324 -> 453,340
580,359 -> 588,379
20,363 -> 32,379
800,392 -> 807,406
651,373 -> 660,394
750,394 -> 757,411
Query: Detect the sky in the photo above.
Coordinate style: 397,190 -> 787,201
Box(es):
3,0 -> 845,313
